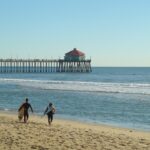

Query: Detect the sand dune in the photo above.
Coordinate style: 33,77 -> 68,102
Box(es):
0,112 -> 150,150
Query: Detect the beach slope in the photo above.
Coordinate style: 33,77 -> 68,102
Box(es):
0,113 -> 150,150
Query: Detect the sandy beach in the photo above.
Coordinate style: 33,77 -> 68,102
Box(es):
0,112 -> 150,150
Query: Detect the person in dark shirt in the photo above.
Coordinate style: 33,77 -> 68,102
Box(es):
18,98 -> 33,123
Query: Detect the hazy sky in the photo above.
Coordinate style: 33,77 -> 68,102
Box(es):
0,0 -> 150,66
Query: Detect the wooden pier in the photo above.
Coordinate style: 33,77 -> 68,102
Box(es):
0,59 -> 92,73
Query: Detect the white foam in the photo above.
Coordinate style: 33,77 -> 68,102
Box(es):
0,78 -> 150,95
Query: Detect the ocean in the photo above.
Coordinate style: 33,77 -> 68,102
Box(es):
0,67 -> 150,131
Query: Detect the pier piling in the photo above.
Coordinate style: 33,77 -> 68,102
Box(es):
0,59 -> 92,73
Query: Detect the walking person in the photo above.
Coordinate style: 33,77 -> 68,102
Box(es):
44,102 -> 56,125
18,98 -> 33,123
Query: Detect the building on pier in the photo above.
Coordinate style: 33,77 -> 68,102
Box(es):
65,48 -> 85,61
0,48 -> 92,73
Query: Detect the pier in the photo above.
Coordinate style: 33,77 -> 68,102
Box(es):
0,48 -> 92,73
0,59 -> 92,73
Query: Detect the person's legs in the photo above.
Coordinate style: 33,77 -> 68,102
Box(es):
24,111 -> 28,123
47,115 -> 51,125
47,113 -> 53,125
24,114 -> 27,123
26,112 -> 29,121
51,114 -> 53,122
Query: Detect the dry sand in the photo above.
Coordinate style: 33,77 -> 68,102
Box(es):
0,112 -> 150,150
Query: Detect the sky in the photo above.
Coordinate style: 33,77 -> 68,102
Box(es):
0,0 -> 150,67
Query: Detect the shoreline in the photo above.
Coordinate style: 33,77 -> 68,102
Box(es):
0,112 -> 150,150
1,109 -> 150,132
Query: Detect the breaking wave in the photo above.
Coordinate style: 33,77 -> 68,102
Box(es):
0,78 -> 150,95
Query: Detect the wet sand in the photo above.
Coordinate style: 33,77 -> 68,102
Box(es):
0,112 -> 150,150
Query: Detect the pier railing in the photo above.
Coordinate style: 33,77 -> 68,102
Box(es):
0,59 -> 92,73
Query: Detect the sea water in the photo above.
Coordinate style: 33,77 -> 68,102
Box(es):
0,67 -> 150,131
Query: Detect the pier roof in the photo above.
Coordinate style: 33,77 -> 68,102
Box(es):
65,48 -> 85,56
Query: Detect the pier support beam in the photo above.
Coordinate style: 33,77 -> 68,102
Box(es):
0,59 -> 92,73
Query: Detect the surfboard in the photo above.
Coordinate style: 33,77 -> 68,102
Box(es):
18,107 -> 24,121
